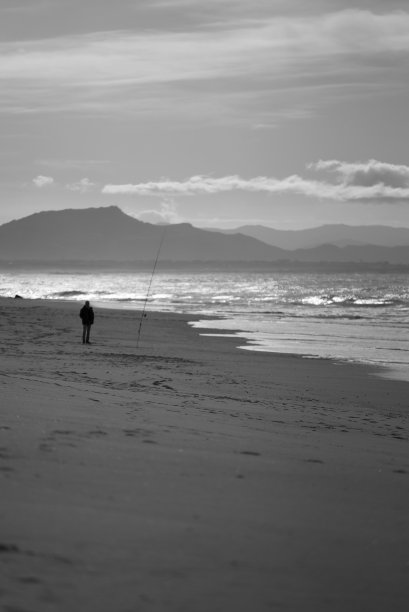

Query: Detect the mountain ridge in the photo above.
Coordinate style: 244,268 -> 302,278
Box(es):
1,206 -> 409,266
215,223 -> 409,249
0,206 -> 285,262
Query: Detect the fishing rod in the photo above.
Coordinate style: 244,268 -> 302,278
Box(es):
136,227 -> 166,348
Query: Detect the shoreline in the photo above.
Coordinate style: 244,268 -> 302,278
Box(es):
4,295 -> 406,393
5,294 -> 407,383
2,263 -> 408,384
189,313 -> 409,383
77,297 -> 409,383
1,296 -> 409,611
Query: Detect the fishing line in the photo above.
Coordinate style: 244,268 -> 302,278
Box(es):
136,227 -> 166,348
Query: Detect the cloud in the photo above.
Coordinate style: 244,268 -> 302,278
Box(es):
102,159 -> 409,202
310,159 -> 409,189
33,175 -> 97,192
33,174 -> 54,187
66,177 -> 96,193
1,9 -> 409,118
137,199 -> 182,224
102,175 -> 308,196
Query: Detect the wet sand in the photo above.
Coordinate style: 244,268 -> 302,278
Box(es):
1,297 -> 408,612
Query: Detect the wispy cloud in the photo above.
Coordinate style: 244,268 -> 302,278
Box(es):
32,175 -> 97,192
102,159 -> 409,202
66,177 -> 96,193
137,199 -> 182,224
33,174 -> 54,187
1,9 -> 409,118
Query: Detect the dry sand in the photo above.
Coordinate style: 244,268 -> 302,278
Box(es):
0,296 -> 408,612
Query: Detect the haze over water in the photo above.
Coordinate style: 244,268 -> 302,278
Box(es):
1,270 -> 408,381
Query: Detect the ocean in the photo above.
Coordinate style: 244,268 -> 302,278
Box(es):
1,269 -> 408,381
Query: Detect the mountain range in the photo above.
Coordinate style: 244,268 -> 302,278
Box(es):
1,206 -> 409,267
0,206 -> 281,263
218,224 -> 409,249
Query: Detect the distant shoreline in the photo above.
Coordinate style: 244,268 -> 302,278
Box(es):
1,260 -> 409,272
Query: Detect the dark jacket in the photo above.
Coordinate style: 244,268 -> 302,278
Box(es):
80,305 -> 94,325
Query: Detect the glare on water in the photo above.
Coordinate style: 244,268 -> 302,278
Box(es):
1,270 -> 408,380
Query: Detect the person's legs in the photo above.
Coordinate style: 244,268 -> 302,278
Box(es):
85,324 -> 91,343
82,325 -> 87,343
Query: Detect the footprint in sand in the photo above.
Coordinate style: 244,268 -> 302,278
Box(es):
38,442 -> 55,452
51,430 -> 75,436
0,542 -> 73,569
0,448 -> 12,460
152,379 -> 175,390
0,542 -> 20,553
17,576 -> 42,584
123,428 -> 153,438
123,428 -> 141,437
391,433 -> 407,440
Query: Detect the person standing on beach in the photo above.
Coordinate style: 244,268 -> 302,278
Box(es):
79,300 -> 94,344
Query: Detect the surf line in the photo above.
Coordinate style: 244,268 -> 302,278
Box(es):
136,227 -> 166,348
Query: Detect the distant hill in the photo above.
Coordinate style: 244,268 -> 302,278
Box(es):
218,224 -> 409,249
1,207 -> 409,267
289,244 -> 409,264
0,206 -> 285,263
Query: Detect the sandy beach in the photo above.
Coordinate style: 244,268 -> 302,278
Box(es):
1,296 -> 408,612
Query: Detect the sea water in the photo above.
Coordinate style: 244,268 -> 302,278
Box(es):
1,270 -> 408,380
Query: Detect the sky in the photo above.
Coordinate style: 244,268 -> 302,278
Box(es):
1,0 -> 409,229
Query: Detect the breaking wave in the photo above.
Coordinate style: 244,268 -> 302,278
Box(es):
48,290 -> 86,298
1,269 -> 409,378
298,296 -> 400,307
